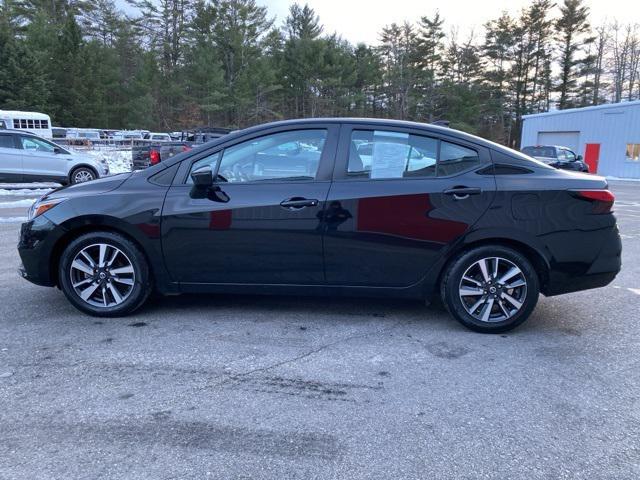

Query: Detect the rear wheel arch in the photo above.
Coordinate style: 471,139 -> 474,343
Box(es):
435,237 -> 550,295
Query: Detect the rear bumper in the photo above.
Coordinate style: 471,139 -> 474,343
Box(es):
544,226 -> 622,296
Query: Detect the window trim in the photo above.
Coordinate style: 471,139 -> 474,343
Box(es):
175,124 -> 340,185
334,123 -> 490,182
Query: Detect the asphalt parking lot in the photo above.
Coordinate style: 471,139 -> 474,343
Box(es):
1,181 -> 639,479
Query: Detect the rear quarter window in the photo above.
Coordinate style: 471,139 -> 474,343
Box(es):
0,134 -> 15,148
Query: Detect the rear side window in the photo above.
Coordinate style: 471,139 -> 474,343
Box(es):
438,141 -> 481,176
347,130 -> 479,179
0,134 -> 15,149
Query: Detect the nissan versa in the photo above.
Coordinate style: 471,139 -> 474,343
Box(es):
17,119 -> 622,333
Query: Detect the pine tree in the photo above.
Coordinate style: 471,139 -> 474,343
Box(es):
556,0 -> 595,109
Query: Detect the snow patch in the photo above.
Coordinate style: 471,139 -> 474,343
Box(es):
607,176 -> 640,183
80,148 -> 132,174
0,199 -> 36,208
0,188 -> 52,197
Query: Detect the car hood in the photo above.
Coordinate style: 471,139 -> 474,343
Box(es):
44,172 -> 132,200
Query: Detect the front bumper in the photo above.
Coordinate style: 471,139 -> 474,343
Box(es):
17,215 -> 64,287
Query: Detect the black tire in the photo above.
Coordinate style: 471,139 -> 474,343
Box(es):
58,231 -> 151,317
440,245 -> 540,333
70,166 -> 97,184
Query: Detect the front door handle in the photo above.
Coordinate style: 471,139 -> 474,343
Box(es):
280,197 -> 319,209
443,187 -> 482,200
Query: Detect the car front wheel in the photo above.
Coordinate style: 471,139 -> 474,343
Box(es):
441,245 -> 540,333
70,167 -> 96,184
58,232 -> 151,317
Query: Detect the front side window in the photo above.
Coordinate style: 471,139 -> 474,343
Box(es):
214,129 -> 326,183
564,149 -> 576,161
348,130 -> 479,179
20,136 -> 55,153
626,144 -> 640,161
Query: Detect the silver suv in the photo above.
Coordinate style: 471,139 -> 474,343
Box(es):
0,130 -> 109,184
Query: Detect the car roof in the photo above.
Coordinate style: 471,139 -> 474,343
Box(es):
0,129 -> 37,137
166,117 -> 530,170
215,117 -> 497,149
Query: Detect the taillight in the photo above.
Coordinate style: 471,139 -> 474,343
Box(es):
149,149 -> 160,165
182,145 -> 192,152
570,190 -> 615,214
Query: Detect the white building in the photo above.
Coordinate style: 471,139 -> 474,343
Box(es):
521,100 -> 640,179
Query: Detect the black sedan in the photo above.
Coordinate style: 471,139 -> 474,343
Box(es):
18,119 -> 621,333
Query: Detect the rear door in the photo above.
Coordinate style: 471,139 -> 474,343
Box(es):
0,133 -> 23,182
323,124 -> 496,287
161,124 -> 339,285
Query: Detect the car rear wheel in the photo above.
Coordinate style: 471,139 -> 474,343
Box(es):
70,167 -> 96,184
59,232 -> 151,317
440,245 -> 540,333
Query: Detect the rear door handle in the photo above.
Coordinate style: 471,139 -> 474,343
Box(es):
280,197 -> 319,209
443,187 -> 482,200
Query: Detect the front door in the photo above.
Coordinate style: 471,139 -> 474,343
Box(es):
323,125 -> 496,287
19,135 -> 67,181
161,126 -> 338,285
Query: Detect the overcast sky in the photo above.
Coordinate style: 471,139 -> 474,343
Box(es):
116,0 -> 630,45
256,0 -> 627,45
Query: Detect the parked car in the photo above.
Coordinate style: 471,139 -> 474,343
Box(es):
521,145 -> 590,172
65,128 -> 102,144
131,127 -> 231,170
0,129 -> 109,184
52,127 -> 67,139
113,130 -> 145,141
18,119 -> 621,333
143,132 -> 172,142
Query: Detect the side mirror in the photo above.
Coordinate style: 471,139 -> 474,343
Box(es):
576,155 -> 583,161
191,166 -> 213,187
53,147 -> 64,154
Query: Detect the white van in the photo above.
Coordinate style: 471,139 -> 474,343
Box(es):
66,128 -> 102,141
0,110 -> 53,139
113,130 -> 144,140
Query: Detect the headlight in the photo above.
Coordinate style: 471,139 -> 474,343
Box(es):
28,197 -> 66,221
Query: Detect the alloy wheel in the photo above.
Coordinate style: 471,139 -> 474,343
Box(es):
74,169 -> 94,183
69,243 -> 135,308
458,256 -> 527,323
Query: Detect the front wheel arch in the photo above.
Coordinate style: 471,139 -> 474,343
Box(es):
69,165 -> 98,184
50,224 -> 154,290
